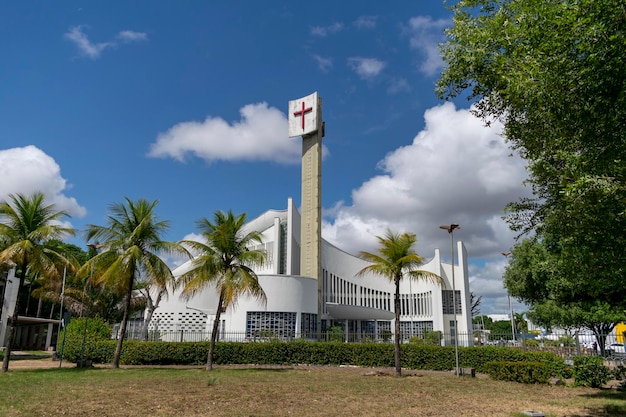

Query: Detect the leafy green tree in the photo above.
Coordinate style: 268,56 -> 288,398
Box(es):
439,0 -> 626,346
472,315 -> 493,329
490,320 -> 514,341
83,198 -> 187,368
357,230 -> 441,377
0,192 -> 75,372
29,240 -> 86,321
504,238 -> 625,354
177,210 -> 266,371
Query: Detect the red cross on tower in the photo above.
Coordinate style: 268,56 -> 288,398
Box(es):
293,101 -> 313,130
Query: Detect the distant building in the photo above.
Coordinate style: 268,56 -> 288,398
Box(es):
1,267 -> 59,350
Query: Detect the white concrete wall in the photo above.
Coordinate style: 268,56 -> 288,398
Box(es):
150,199 -> 473,345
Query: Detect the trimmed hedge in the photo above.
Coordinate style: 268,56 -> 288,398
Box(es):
66,338 -> 566,376
484,361 -> 553,384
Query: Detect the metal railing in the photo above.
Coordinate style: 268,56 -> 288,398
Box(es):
111,323 -> 625,358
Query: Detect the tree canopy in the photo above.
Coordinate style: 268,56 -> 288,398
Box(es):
178,210 -> 266,371
0,192 -> 75,372
83,197 -> 185,368
439,0 -> 626,337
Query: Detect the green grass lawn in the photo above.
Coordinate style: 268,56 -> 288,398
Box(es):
1,364 -> 626,416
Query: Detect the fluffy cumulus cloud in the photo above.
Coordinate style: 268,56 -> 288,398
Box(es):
0,146 -> 87,218
405,16 -> 450,76
323,102 -> 529,255
322,103 -> 531,312
347,57 -> 386,80
64,26 -> 148,59
469,258 -> 526,316
149,102 -> 325,164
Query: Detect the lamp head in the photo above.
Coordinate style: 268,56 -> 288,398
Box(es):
439,224 -> 460,233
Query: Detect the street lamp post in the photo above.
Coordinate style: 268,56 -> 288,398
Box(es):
501,252 -> 516,343
440,223 -> 460,377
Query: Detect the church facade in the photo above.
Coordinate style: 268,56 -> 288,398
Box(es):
151,198 -> 473,346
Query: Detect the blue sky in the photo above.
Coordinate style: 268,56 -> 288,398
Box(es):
0,1 -> 531,315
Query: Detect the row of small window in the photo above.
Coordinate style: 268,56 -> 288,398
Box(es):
246,311 -> 317,338
245,311 -> 435,342
442,290 -> 462,314
323,269 -> 435,316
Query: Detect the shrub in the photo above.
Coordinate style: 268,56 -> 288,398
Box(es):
59,316 -> 111,363
613,364 -> 626,392
484,361 -> 552,384
379,329 -> 392,342
424,330 -> 442,346
573,356 -> 611,388
323,327 -> 344,342
409,331 -> 441,346
525,339 -> 540,347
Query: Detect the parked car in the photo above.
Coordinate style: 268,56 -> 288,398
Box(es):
606,343 -> 625,354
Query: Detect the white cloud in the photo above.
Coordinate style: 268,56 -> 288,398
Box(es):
353,16 -> 377,29
149,102 -> 327,164
405,15 -> 450,76
310,22 -> 343,37
321,102 -> 531,313
0,146 -> 87,218
312,54 -> 333,72
116,30 -> 148,43
64,26 -> 111,59
347,57 -> 386,80
468,259 -> 526,315
322,101 -> 530,259
64,26 -> 148,59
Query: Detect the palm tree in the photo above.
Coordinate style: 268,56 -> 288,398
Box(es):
83,198 -> 188,368
356,230 -> 441,377
0,192 -> 75,372
177,210 -> 266,371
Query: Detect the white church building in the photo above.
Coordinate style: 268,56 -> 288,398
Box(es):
151,197 -> 473,346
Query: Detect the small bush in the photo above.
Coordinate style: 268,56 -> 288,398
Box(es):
59,316 -> 111,363
323,327 -> 344,342
612,364 -> 626,392
379,329 -> 392,342
484,361 -> 552,384
573,356 -> 611,388
409,331 -> 441,346
525,339 -> 540,347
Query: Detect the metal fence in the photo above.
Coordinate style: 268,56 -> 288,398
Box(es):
112,321 -> 625,358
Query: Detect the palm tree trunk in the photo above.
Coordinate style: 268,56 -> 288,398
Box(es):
394,276 -> 401,377
207,292 -> 224,371
2,264 -> 27,372
112,275 -> 134,369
